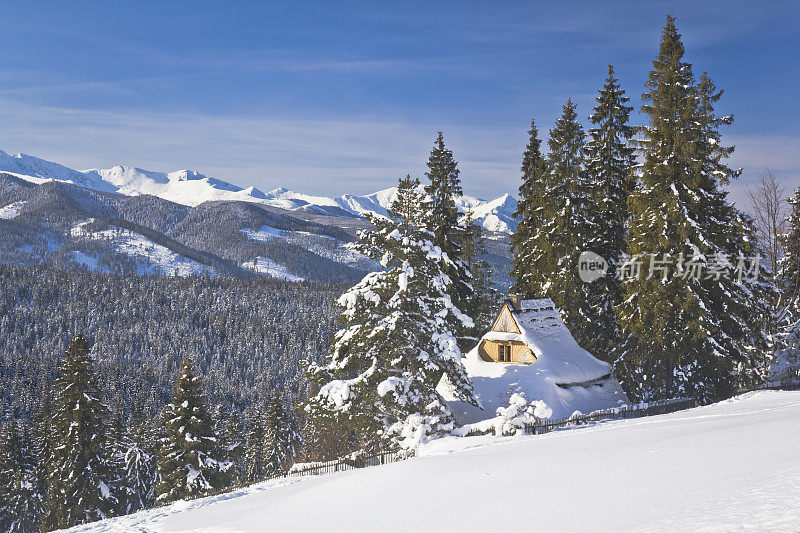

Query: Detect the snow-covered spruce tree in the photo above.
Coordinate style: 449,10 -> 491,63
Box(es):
583,65 -> 637,358
614,15 -> 765,400
517,100 -> 601,355
304,212 -> 478,453
694,71 -> 774,381
423,132 -> 464,259
243,403 -> 267,482
0,419 -> 43,533
772,188 -> 800,382
263,394 -> 303,476
420,133 -> 478,349
119,407 -> 157,513
156,357 -> 232,503
214,405 -> 245,485
31,387 -> 54,516
41,335 -> 121,530
461,208 -> 496,335
387,174 -> 423,232
511,118 -> 549,297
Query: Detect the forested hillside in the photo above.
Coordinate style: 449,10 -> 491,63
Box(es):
0,265 -> 339,422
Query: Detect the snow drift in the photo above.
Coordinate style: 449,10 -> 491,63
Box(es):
67,390 -> 800,532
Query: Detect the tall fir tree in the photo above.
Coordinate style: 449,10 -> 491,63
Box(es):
42,335 -> 120,530
422,132 -> 464,258
119,406 -> 157,513
214,405 -> 245,485
461,208 -> 496,334
243,403 -> 267,482
263,394 -> 303,476
614,15 -> 765,400
156,358 -> 231,503
421,133 -> 480,341
514,100 -> 601,354
582,65 -> 637,357
305,211 -> 478,453
781,188 -> 800,296
31,386 -> 54,513
511,118 -> 548,296
771,188 -> 800,381
0,419 -> 43,533
387,175 -> 423,232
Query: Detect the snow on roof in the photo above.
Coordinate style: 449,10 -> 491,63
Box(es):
438,298 -> 628,424
509,298 -> 611,384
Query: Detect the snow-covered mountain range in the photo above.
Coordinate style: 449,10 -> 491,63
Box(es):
0,150 -> 518,233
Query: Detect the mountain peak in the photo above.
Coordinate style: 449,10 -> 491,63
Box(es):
0,148 -> 517,233
168,169 -> 206,182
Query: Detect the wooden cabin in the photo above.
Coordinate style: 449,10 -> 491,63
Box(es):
438,295 -> 629,424
477,295 -> 537,364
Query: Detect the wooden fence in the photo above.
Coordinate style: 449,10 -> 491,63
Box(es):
524,397 -> 698,436
180,449 -> 403,504
286,450 -> 403,478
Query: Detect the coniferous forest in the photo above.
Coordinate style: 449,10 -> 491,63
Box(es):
1,13 -> 800,531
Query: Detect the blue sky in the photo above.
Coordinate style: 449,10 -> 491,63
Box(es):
0,1 -> 797,205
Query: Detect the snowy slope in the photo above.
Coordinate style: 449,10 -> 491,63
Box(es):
70,219 -> 215,277
1,149 -> 518,233
68,390 -> 800,532
0,200 -> 26,219
0,150 -> 117,192
88,166 -> 267,207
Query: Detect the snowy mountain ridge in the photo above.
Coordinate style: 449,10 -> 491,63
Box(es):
0,149 -> 518,233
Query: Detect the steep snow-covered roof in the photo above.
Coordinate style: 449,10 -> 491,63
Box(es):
438,298 -> 628,423
506,298 -> 612,384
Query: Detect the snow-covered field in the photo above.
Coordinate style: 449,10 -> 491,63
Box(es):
242,257 -> 305,282
70,220 -> 214,277
0,200 -> 27,219
68,390 -> 800,532
241,225 -> 377,278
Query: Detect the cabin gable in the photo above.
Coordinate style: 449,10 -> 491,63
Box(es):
490,304 -> 521,334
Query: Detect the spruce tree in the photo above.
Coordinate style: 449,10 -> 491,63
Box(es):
243,404 -> 267,482
387,174 -> 423,232
781,188 -> 800,295
614,15 -> 764,400
215,405 -> 244,485
42,335 -> 120,530
461,208 -> 496,334
31,387 -> 54,512
420,133 -> 480,349
511,118 -> 548,296
156,358 -> 231,503
263,394 -> 303,476
771,189 -> 800,381
583,65 -> 637,357
120,407 -> 157,512
422,132 -> 464,258
0,419 -> 43,533
515,100 -> 601,354
305,211 -> 478,453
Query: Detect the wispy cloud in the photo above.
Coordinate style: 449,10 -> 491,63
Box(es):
0,98 -> 525,198
1,97 -> 796,207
